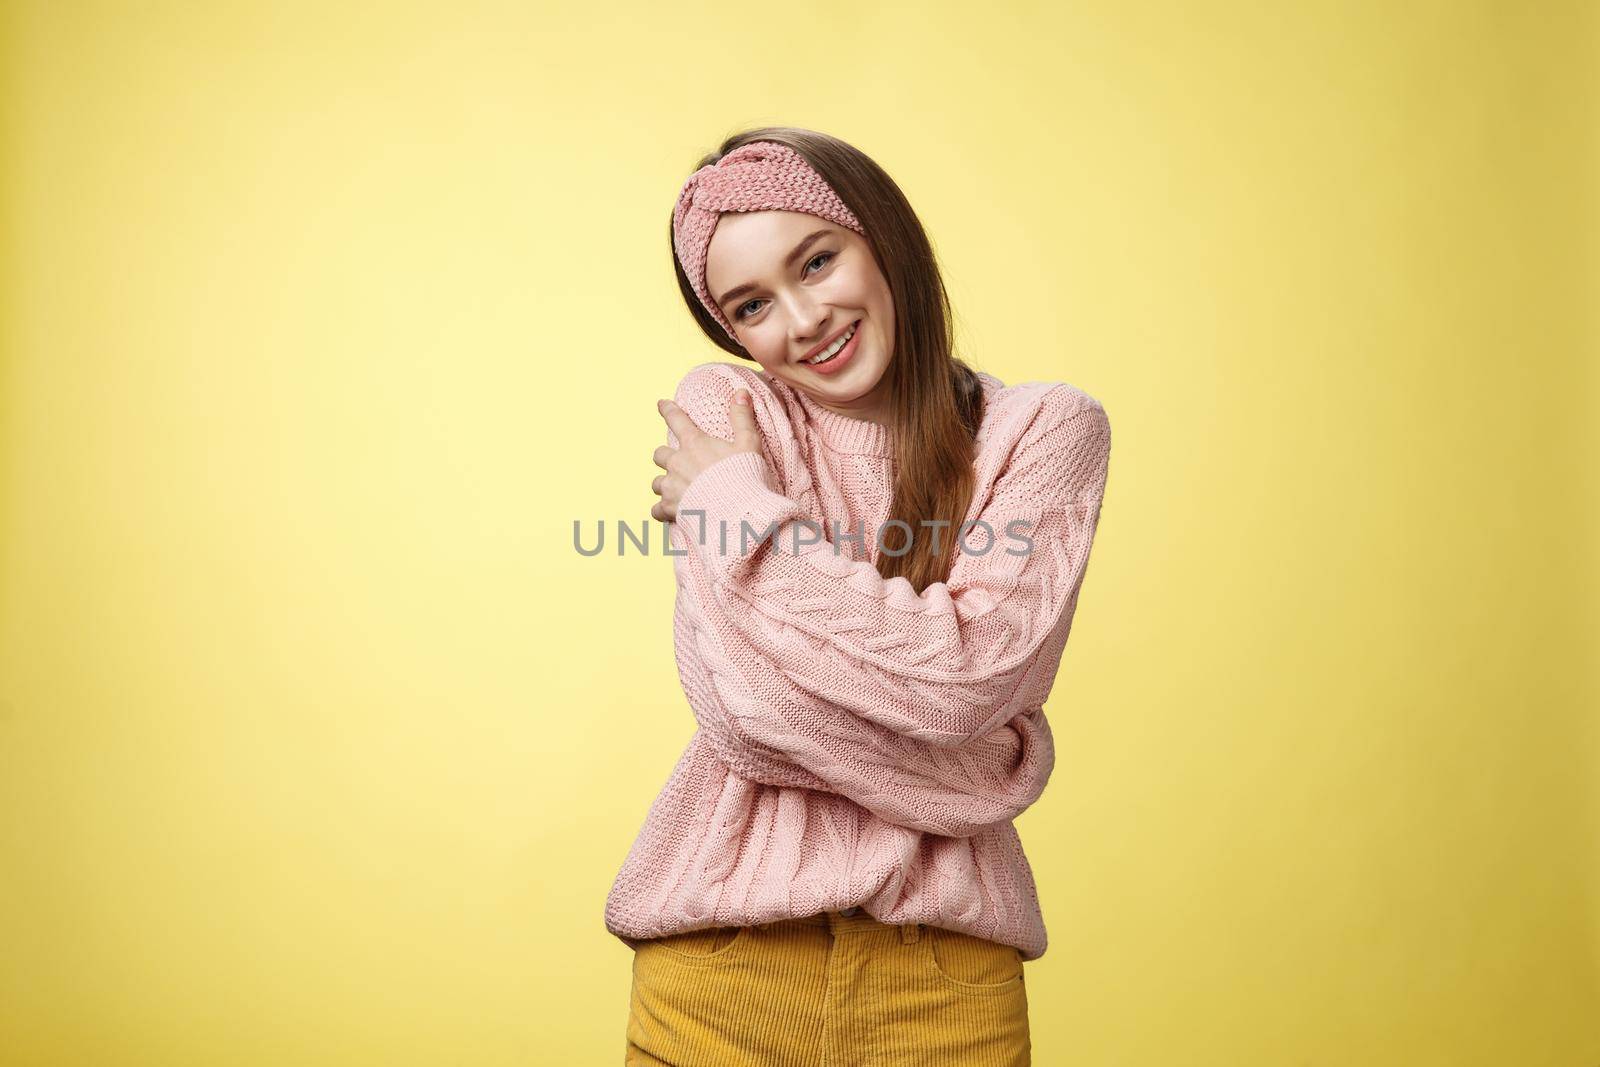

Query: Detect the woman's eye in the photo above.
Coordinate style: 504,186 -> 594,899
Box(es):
734,253 -> 836,321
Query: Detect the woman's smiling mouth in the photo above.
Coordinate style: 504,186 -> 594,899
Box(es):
802,320 -> 861,373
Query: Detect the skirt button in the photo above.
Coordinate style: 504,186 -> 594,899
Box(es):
839,906 -> 860,916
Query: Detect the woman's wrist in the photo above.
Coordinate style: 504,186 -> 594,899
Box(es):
676,451 -> 794,578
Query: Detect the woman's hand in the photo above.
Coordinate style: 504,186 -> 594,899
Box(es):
651,389 -> 764,523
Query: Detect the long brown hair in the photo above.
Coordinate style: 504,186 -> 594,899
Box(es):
669,126 -> 985,593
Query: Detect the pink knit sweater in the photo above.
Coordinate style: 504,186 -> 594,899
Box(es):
604,361 -> 1112,962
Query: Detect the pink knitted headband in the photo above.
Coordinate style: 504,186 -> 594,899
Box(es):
671,141 -> 866,344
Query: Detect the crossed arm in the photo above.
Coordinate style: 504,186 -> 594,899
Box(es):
655,364 -> 1112,837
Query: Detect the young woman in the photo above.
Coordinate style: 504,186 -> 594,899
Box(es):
605,127 -> 1113,1066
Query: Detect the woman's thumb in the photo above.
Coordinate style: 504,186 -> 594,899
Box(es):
731,389 -> 760,444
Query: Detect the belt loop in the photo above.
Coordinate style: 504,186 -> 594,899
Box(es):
899,922 -> 921,944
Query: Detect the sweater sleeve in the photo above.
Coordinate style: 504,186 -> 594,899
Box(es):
670,364 -> 1113,750
672,545 -> 1057,836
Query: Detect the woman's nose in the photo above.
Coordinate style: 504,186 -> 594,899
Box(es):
789,309 -> 827,343
778,293 -> 826,341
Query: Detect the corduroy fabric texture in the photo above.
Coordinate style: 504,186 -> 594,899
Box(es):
624,910 -> 1030,1066
671,141 -> 866,343
605,361 -> 1113,963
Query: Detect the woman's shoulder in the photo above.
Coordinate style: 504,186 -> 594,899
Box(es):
974,375 -> 1112,501
670,361 -> 795,432
671,359 -> 811,459
978,373 -> 1109,444
668,362 -> 811,496
672,360 -> 770,403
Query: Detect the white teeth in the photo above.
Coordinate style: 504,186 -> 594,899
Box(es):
806,322 -> 857,364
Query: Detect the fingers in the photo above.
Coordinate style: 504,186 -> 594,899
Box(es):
657,398 -> 701,444
728,389 -> 763,450
651,473 -> 673,523
652,445 -> 672,469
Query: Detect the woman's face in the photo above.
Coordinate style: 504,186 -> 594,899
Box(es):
703,210 -> 895,421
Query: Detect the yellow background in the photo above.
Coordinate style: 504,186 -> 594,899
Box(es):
2,1 -> 1595,1063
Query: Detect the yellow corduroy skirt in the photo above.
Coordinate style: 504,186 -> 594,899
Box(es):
621,908 -> 1031,1066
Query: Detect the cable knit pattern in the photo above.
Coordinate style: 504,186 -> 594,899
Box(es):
604,362 -> 1112,962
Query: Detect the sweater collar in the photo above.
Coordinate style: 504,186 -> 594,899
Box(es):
791,384 -> 894,456
775,370 -> 1001,456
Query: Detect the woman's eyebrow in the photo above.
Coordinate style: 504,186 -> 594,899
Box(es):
715,228 -> 834,310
